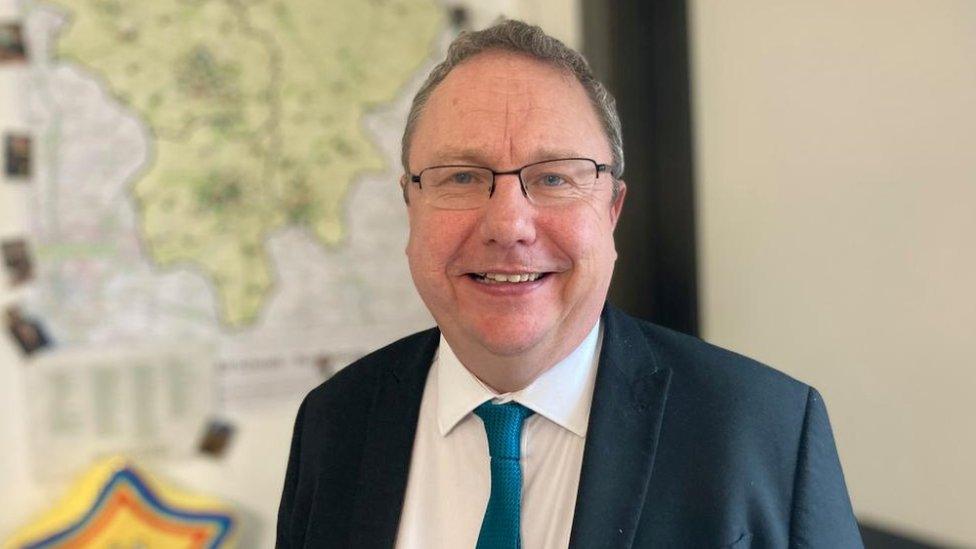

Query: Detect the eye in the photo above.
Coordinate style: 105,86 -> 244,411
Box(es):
452,171 -> 476,184
540,173 -> 567,187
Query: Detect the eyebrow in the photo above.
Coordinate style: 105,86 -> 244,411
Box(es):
429,147 -> 585,168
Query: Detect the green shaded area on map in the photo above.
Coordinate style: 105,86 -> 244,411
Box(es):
49,0 -> 442,326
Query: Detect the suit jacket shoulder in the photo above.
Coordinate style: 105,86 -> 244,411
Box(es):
634,314 -> 812,432
276,327 -> 438,548
585,306 -> 862,548
302,327 -> 439,419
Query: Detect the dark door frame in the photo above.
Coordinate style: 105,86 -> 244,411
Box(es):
583,0 -> 700,335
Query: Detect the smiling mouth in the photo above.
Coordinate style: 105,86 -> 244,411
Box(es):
468,272 -> 550,284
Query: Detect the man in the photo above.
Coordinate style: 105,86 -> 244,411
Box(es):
277,20 -> 862,548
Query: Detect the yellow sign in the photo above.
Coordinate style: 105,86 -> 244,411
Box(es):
6,457 -> 237,548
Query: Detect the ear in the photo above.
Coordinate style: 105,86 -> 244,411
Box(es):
609,180 -> 626,229
399,174 -> 411,205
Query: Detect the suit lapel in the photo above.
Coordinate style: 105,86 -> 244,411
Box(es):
347,328 -> 440,549
569,306 -> 672,549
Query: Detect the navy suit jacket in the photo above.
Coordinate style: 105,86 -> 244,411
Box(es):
277,304 -> 863,548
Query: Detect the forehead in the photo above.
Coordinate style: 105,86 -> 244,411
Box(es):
409,50 -> 609,168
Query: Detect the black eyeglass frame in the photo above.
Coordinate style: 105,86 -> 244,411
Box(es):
408,157 -> 612,199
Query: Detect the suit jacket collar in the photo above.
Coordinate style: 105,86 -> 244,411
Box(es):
568,304 -> 672,549
347,327 -> 439,549
347,304 -> 671,549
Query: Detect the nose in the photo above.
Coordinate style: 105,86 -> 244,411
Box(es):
480,174 -> 537,247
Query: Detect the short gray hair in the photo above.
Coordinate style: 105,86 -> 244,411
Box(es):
400,19 -> 624,181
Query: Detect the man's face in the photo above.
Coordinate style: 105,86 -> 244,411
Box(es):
405,50 -> 625,362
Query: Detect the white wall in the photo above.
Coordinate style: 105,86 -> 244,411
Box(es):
690,0 -> 976,545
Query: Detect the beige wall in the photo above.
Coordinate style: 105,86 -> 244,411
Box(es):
690,0 -> 976,544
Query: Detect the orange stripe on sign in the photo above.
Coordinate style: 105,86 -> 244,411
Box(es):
60,486 -> 215,548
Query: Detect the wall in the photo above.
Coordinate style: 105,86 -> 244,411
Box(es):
690,1 -> 976,544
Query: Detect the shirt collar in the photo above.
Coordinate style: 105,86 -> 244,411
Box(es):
435,320 -> 602,438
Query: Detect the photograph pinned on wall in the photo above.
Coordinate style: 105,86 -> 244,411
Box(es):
198,419 -> 236,458
0,22 -> 27,63
5,305 -> 51,356
5,133 -> 32,179
2,238 -> 34,286
448,6 -> 471,31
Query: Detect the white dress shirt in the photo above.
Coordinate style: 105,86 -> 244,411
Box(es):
394,321 -> 603,549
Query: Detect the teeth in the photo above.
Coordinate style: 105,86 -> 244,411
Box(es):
479,272 -> 543,283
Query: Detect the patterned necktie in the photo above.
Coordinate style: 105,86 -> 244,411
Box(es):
473,401 -> 535,549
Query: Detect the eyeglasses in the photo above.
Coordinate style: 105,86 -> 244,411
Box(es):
407,157 -> 612,210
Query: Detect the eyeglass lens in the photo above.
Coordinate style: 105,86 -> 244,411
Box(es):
418,158 -> 602,210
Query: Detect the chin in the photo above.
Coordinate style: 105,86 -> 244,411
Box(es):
464,314 -> 551,357
478,336 -> 542,357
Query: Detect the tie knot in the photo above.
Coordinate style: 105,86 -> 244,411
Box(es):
474,401 -> 534,460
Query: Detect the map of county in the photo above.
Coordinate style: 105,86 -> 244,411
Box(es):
47,0 -> 442,326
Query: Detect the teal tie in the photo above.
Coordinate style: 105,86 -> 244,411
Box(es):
473,401 -> 534,549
